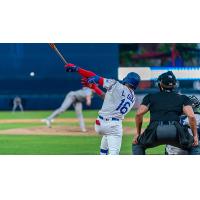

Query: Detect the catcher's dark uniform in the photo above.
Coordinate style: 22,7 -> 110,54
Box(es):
132,71 -> 194,155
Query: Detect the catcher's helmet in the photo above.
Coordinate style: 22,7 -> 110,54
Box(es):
122,72 -> 141,90
189,95 -> 200,110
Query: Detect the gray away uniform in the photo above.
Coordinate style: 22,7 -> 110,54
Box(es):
165,113 -> 200,155
47,88 -> 92,131
12,96 -> 24,112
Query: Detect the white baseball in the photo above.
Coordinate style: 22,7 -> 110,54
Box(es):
30,72 -> 35,77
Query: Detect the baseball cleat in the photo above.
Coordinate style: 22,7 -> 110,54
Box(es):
81,128 -> 87,132
41,119 -> 52,128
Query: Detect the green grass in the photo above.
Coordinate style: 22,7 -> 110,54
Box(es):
0,123 -> 42,130
0,110 -> 162,155
0,135 -> 101,155
0,110 -> 99,119
0,110 -> 150,119
0,134 -> 165,155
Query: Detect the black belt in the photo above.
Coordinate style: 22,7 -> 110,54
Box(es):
99,115 -> 119,121
157,121 -> 177,125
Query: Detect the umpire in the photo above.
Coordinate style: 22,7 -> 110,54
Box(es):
132,71 -> 198,155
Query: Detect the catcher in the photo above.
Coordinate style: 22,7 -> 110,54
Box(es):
165,95 -> 200,155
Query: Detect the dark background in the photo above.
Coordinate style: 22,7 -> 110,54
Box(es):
1,43 -> 200,111
0,44 -> 119,110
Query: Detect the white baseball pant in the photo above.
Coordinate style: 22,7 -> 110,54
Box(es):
95,118 -> 122,155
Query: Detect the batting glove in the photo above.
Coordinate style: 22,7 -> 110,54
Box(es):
81,77 -> 104,97
87,75 -> 100,84
81,77 -> 96,89
64,63 -> 79,72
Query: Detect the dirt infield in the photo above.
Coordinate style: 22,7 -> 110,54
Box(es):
0,126 -> 138,136
0,118 -> 147,136
0,126 -> 96,136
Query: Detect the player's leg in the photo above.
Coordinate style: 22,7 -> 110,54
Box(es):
19,103 -> 24,112
132,144 -> 145,155
47,92 -> 75,120
106,122 -> 123,155
42,92 -> 75,127
165,145 -> 189,155
95,121 -> 123,155
107,134 -> 122,155
94,119 -> 110,154
12,103 -> 17,112
74,102 -> 86,132
100,136 -> 109,155
189,145 -> 200,155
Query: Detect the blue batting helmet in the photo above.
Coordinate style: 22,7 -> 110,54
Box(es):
122,72 -> 141,90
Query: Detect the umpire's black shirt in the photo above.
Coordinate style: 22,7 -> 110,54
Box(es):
142,91 -> 191,122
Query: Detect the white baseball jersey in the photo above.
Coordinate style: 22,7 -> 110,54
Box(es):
180,113 -> 200,130
166,113 -> 200,155
74,87 -> 92,102
98,79 -> 136,120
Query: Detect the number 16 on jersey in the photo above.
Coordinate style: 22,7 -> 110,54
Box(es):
116,99 -> 131,114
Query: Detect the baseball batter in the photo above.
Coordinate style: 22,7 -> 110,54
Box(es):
65,63 -> 141,155
166,95 -> 200,155
42,87 -> 92,132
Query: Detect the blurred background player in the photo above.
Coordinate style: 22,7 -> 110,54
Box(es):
42,87 -> 92,132
165,95 -> 200,155
65,63 -> 140,155
12,96 -> 24,112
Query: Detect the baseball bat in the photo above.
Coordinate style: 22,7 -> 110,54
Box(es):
49,43 -> 68,64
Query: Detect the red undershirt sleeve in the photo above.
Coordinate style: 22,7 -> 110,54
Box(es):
77,68 -> 104,86
93,86 -> 104,96
77,68 -> 96,78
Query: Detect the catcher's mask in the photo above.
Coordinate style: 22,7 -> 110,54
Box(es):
188,95 -> 200,111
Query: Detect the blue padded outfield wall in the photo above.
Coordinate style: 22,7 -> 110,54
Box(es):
0,44 -> 119,110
